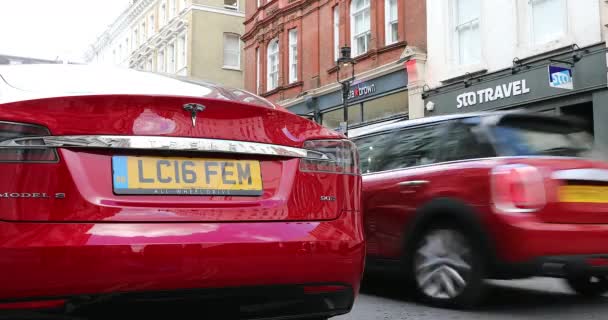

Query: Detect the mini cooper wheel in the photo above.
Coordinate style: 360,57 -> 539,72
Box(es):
565,275 -> 608,297
410,225 -> 485,308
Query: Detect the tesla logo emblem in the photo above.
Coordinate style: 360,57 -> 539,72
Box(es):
183,103 -> 206,127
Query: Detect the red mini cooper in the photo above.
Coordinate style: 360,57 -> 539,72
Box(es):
352,111 -> 608,308
0,64 -> 364,319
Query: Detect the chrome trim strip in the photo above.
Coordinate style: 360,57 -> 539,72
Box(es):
552,169 -> 608,182
0,135 -> 327,159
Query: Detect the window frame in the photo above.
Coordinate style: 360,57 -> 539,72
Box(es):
385,0 -> 399,45
224,0 -> 239,11
157,48 -> 166,72
451,0 -> 481,66
528,0 -> 567,46
356,122 -> 451,175
160,1 -> 167,26
148,14 -> 155,36
170,0 -> 177,18
176,32 -> 187,71
256,47 -> 261,94
350,0 -> 371,57
288,28 -> 298,84
223,33 -> 241,70
333,5 -> 340,62
166,42 -> 176,74
266,38 -> 279,91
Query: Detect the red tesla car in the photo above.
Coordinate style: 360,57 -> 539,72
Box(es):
0,64 -> 364,319
352,112 -> 608,308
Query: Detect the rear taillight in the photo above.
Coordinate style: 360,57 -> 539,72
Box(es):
300,139 -> 359,175
491,164 -> 546,213
0,121 -> 57,162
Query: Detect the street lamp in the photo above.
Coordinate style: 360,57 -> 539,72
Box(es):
336,45 -> 355,136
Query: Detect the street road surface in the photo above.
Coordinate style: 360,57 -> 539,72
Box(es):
337,276 -> 608,320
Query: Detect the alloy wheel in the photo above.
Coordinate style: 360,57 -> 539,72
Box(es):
414,229 -> 472,299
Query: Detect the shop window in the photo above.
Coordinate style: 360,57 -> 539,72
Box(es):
452,0 -> 480,65
362,90 -> 408,122
350,0 -> 371,56
529,0 -> 566,45
321,104 -> 362,129
385,0 -> 399,45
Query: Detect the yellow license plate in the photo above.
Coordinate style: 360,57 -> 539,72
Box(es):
112,156 -> 263,196
559,185 -> 608,204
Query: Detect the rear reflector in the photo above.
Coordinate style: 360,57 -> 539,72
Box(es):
0,121 -> 57,162
587,258 -> 608,267
491,164 -> 546,213
0,299 -> 66,310
300,139 -> 359,175
302,285 -> 349,294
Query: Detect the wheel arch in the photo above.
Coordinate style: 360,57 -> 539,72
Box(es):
402,197 -> 499,272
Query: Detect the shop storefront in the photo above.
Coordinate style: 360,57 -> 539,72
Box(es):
423,44 -> 608,148
286,69 -> 409,130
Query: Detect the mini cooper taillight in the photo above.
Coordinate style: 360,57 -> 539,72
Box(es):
0,121 -> 57,162
300,139 -> 359,175
491,164 -> 547,213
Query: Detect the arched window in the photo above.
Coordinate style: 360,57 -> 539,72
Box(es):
350,0 -> 371,56
267,38 -> 279,91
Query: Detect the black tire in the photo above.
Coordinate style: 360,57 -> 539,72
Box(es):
405,222 -> 486,309
565,275 -> 608,297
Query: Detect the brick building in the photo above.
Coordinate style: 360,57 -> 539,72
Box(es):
242,0 -> 427,130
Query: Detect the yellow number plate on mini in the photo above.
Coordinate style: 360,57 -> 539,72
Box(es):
112,156 -> 263,196
559,185 -> 608,204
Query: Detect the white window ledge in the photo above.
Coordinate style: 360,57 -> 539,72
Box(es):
222,66 -> 242,71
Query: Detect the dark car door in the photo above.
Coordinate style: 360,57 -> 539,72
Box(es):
361,123 -> 446,259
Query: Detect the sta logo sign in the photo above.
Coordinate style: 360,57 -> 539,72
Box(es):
549,65 -> 573,90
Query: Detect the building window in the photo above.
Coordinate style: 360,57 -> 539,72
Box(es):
529,0 -> 566,45
256,47 -> 260,94
141,21 -> 146,40
223,33 -> 241,69
177,33 -> 187,70
385,0 -> 398,45
267,38 -> 279,91
133,29 -> 139,48
257,0 -> 261,8
225,0 -> 238,10
350,0 -> 371,56
288,29 -> 298,83
160,1 -> 167,26
180,0 -> 187,11
170,0 -> 177,18
453,0 -> 481,65
167,42 -> 176,73
333,6 -> 340,62
125,38 -> 129,54
157,48 -> 165,72
148,15 -> 155,36
146,57 -> 153,71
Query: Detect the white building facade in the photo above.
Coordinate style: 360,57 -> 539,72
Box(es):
423,0 -> 608,148
85,0 -> 245,88
425,0 -> 602,86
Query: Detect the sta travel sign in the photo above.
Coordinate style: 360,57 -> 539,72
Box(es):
456,79 -> 531,109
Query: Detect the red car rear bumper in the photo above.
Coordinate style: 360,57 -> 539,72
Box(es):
491,210 -> 608,263
0,211 -> 364,317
